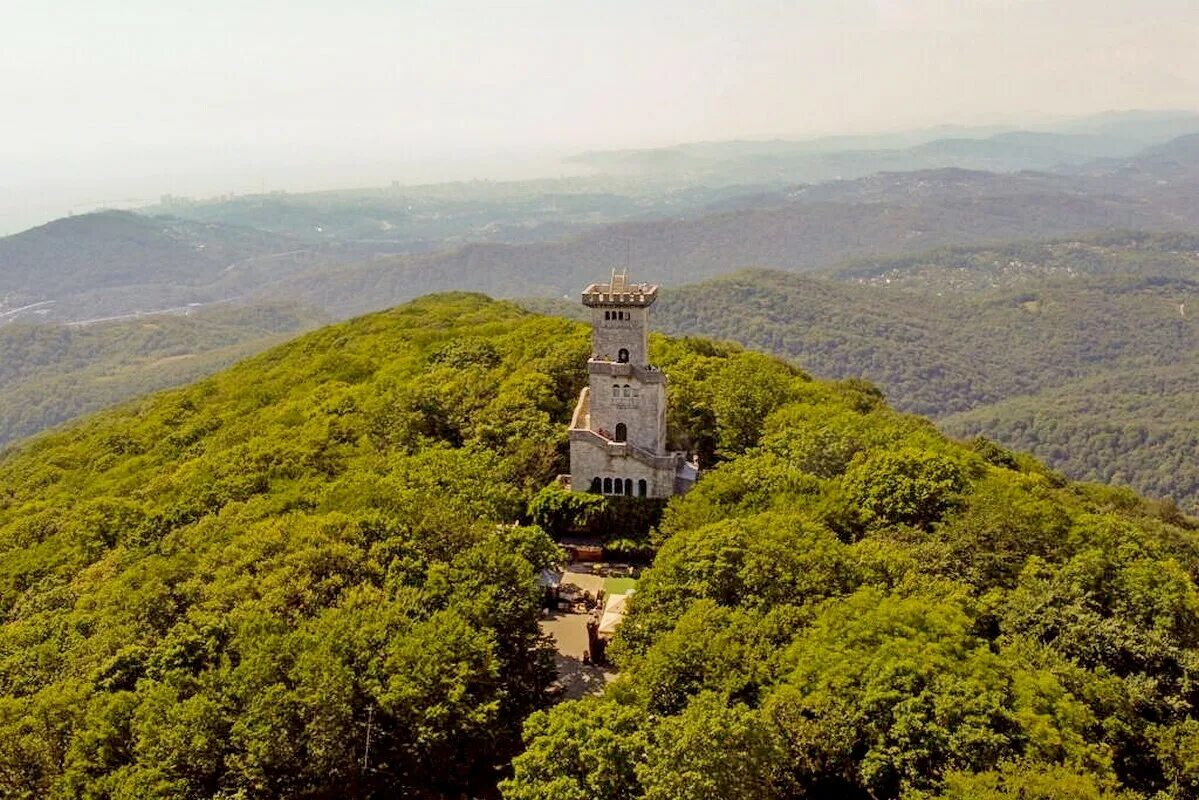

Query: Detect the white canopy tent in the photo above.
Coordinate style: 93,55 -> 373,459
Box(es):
598,591 -> 633,637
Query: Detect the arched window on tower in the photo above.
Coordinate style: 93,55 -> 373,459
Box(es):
625,478 -> 633,496
623,384 -> 631,397
614,478 -> 623,495
614,423 -> 627,442
638,479 -> 647,497
589,477 -> 601,493
618,348 -> 629,363
612,384 -> 620,398
603,477 -> 612,494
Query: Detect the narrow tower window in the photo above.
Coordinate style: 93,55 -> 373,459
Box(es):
612,384 -> 620,397
590,477 -> 601,493
603,477 -> 612,494
614,478 -> 623,495
618,348 -> 629,363
614,423 -> 627,442
639,479 -> 647,497
623,384 -> 631,397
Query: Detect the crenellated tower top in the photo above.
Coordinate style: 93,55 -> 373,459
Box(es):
581,269 -> 658,308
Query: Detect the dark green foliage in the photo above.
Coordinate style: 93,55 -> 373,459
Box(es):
651,251 -> 1199,512
942,362 -> 1199,515
506,354 -> 1199,800
528,483 -> 606,537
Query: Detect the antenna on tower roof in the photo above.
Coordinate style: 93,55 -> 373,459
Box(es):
611,268 -> 628,292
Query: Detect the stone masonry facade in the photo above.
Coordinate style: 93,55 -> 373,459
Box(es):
567,271 -> 697,499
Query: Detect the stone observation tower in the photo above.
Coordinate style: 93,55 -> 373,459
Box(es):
567,270 -> 698,498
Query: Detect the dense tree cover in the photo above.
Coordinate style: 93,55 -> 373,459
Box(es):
942,362 -> 1199,518
2,292 -> 1198,797
828,232 -> 1199,293
652,267 -> 1199,511
505,365 -> 1199,799
0,295 -> 597,798
0,294 -> 823,798
0,305 -> 324,449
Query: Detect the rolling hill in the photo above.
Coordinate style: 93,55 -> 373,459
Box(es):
242,134 -> 1199,313
1,294 -> 1196,799
0,304 -> 326,448
0,211 -> 388,323
8,130 -> 1199,327
940,361 -> 1199,511
644,242 -> 1199,510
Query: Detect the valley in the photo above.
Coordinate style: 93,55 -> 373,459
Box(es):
9,3 -> 1199,797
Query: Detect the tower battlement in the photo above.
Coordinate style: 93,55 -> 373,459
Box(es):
581,269 -> 658,307
581,284 -> 658,307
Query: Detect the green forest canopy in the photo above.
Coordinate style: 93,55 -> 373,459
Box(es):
0,294 -> 1196,798
0,304 -> 325,449
651,261 -> 1199,512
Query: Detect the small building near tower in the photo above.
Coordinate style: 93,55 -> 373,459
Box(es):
567,271 -> 697,499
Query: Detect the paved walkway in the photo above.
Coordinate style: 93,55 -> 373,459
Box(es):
549,653 -> 615,700
560,569 -> 604,597
540,572 -> 617,699
541,610 -> 592,659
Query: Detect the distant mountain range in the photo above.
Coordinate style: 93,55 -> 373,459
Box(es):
567,110 -> 1199,184
0,211 -> 386,323
6,123 -> 1199,325
256,134 -> 1199,316
3,117 -> 1199,511
643,240 -> 1199,511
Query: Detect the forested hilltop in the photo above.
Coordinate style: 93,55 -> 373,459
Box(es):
0,304 -> 326,449
646,247 -> 1199,512
1,294 -> 1197,798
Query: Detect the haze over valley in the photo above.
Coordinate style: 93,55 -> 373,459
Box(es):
5,114 -> 1199,513
4,2 -> 1199,797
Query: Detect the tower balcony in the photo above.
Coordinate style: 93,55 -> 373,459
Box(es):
586,359 -> 666,383
568,427 -> 683,471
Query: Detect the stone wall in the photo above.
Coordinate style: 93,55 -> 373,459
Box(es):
569,436 -> 678,498
587,370 -> 667,452
589,305 -> 650,366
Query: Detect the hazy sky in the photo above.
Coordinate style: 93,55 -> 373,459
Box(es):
3,0 -> 1198,233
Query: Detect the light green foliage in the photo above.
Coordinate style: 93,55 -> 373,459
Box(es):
507,351 -> 1199,799
912,761 -> 1144,800
0,295 -> 587,798
638,692 -> 786,800
842,448 -> 968,531
4,292 -> 1199,799
502,699 -> 647,800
